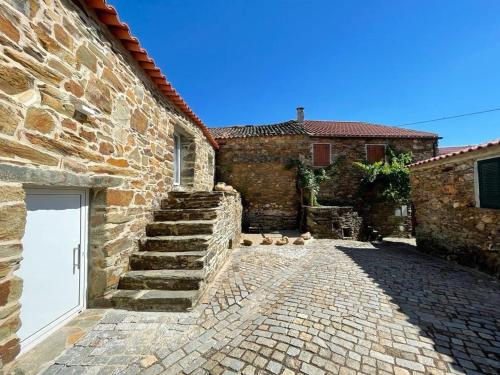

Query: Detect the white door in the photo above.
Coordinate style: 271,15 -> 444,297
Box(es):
17,188 -> 88,352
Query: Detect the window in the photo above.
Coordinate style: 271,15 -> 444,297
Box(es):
173,133 -> 181,185
366,144 -> 386,163
313,144 -> 331,166
394,205 -> 408,217
477,157 -> 500,209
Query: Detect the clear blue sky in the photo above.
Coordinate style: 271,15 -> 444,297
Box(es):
112,0 -> 500,146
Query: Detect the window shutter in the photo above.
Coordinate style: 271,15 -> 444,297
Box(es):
478,157 -> 500,209
366,145 -> 386,163
313,144 -> 331,166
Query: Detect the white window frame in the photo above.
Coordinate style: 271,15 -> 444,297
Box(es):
173,133 -> 182,186
474,155 -> 500,208
311,143 -> 332,167
365,144 -> 387,163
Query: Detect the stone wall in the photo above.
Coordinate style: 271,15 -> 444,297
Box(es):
313,137 -> 436,237
362,202 -> 413,238
0,0 -> 215,364
305,206 -> 363,240
206,192 -> 242,283
410,145 -> 500,276
216,135 -> 310,230
313,137 -> 437,204
216,134 -> 436,234
0,183 -> 25,365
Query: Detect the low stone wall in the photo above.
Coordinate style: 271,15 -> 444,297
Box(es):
362,202 -> 413,238
206,191 -> 242,283
410,146 -> 500,276
305,206 -> 363,240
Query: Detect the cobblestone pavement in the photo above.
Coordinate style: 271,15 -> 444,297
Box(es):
43,240 -> 500,375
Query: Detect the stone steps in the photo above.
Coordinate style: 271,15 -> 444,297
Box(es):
161,199 -> 221,210
145,220 -> 216,236
108,191 -> 227,312
118,269 -> 205,290
139,235 -> 211,252
153,208 -> 218,221
129,251 -> 206,270
105,289 -> 200,312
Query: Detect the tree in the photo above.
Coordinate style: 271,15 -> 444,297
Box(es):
285,158 -> 342,206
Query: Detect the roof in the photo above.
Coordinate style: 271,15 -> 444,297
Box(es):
302,120 -> 439,139
85,0 -> 218,149
210,120 -> 439,140
410,139 -> 500,167
210,121 -> 308,139
438,145 -> 473,155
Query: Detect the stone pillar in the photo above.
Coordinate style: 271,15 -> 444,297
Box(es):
0,183 -> 26,364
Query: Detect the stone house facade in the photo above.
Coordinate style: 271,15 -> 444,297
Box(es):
0,0 -> 230,365
212,110 -> 438,234
214,122 -> 311,229
410,140 -> 500,276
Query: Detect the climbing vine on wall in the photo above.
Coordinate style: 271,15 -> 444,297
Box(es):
286,158 -> 343,206
354,148 -> 413,204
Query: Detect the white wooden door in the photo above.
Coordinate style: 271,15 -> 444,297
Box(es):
17,188 -> 88,352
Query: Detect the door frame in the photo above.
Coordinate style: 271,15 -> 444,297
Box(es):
19,187 -> 89,354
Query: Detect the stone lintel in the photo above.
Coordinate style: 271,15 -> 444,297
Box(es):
0,163 -> 123,188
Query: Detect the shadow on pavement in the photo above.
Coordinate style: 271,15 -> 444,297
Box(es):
337,242 -> 500,374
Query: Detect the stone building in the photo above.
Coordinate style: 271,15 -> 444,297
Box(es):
212,108 -> 439,234
410,140 -> 500,276
0,0 -> 242,366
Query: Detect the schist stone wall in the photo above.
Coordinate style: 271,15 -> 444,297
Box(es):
305,206 -> 363,240
0,0 -> 215,364
314,137 -> 437,237
314,137 -> 437,203
204,191 -> 242,284
216,135 -> 311,230
216,134 -> 437,234
410,146 -> 500,277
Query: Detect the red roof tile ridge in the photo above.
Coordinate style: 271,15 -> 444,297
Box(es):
410,139 -> 500,167
84,0 -> 218,149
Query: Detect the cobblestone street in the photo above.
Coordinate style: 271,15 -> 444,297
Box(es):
43,240 -> 500,375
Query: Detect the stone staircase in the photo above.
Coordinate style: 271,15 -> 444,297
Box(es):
104,191 -> 239,312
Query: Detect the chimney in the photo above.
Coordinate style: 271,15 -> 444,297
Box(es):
296,107 -> 304,122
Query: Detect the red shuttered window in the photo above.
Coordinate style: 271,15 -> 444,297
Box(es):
366,145 -> 386,163
313,144 -> 331,166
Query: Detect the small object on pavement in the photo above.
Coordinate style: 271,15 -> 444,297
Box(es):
301,232 -> 312,240
261,237 -> 273,245
243,239 -> 253,246
293,237 -> 305,245
276,236 -> 289,246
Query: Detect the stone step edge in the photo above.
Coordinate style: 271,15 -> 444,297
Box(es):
130,250 -> 207,258
140,234 -> 213,242
104,289 -> 201,311
120,269 -> 206,280
147,219 -> 217,225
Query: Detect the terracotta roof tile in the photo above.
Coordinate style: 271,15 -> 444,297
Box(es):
438,145 -> 474,155
302,120 -> 439,139
210,121 -> 308,139
85,0 -> 218,149
211,120 -> 439,140
410,139 -> 500,167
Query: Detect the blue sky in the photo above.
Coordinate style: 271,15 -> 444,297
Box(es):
112,0 -> 500,146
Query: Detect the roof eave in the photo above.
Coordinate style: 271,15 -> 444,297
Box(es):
84,0 -> 218,149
